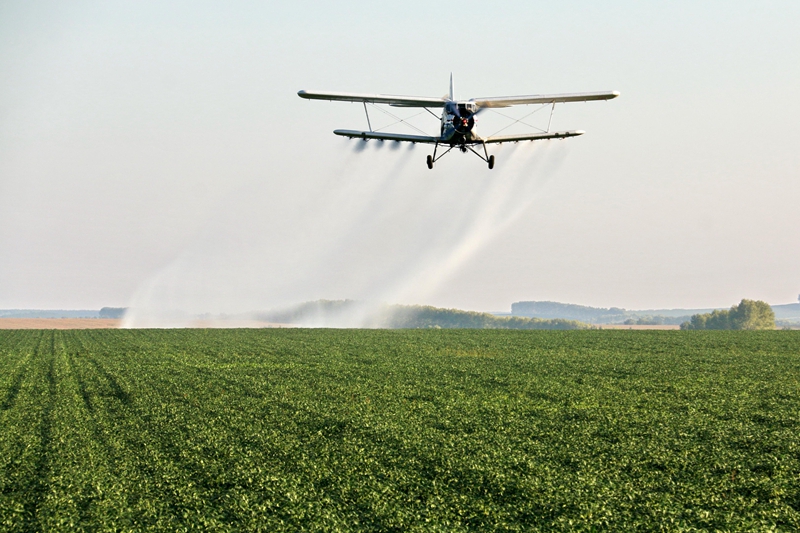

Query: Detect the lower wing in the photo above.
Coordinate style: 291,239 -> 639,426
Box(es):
482,130 -> 584,143
334,130 -> 439,144
333,129 -> 584,144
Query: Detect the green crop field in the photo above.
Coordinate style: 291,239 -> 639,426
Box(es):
1,329 -> 799,532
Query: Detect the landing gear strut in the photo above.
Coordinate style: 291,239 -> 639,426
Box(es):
427,141 -> 454,170
466,142 -> 495,170
426,141 -> 495,169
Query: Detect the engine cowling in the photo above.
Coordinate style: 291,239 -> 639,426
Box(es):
443,101 -> 479,141
453,102 -> 476,134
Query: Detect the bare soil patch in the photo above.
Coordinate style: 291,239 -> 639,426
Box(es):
0,318 -> 298,329
0,318 -> 121,329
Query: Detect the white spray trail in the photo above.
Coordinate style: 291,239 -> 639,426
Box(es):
376,141 -> 567,309
122,139 -> 569,328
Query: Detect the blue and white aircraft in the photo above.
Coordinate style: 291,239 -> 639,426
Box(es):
298,75 -> 619,169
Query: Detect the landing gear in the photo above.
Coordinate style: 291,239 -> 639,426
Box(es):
427,142 -> 440,169
425,141 -> 494,169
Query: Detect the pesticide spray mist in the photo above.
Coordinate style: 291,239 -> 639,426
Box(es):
122,140 -> 568,327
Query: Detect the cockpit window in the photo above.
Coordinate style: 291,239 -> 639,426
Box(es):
446,102 -> 477,117
456,102 -> 477,116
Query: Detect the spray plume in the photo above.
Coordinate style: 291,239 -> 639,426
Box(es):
122,141 -> 567,328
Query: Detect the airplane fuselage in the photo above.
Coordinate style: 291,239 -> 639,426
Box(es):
440,100 -> 480,147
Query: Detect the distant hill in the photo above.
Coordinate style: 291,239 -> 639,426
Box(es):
511,301 -> 630,323
771,303 -> 800,320
0,309 -> 100,319
98,307 -> 127,319
511,300 -> 800,325
0,307 -> 129,319
511,301 -> 699,324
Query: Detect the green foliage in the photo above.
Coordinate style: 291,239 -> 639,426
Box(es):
385,305 -> 588,329
1,329 -> 799,531
683,309 -> 731,330
730,299 -> 777,330
260,300 -> 590,329
681,299 -> 776,330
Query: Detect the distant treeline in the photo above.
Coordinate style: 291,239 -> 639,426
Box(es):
680,299 -> 775,330
99,307 -> 127,319
386,305 -> 589,330
258,300 -> 590,329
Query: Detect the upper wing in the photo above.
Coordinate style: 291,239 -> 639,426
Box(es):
473,91 -> 619,108
482,130 -> 584,144
299,90 -> 446,108
334,129 -> 439,144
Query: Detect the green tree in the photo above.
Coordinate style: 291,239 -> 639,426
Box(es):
705,309 -> 732,329
680,299 -> 774,330
729,299 -> 775,330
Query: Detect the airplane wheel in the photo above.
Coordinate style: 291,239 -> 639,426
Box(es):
488,155 -> 495,169
426,155 -> 433,169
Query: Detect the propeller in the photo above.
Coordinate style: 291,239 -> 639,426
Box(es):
453,115 -> 475,134
452,108 -> 476,134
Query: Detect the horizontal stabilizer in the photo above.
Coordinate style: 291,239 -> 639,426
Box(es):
334,130 -> 439,144
482,130 -> 585,144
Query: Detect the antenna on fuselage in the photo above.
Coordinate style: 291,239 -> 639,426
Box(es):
449,73 -> 454,101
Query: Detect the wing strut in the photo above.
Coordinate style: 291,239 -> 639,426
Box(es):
486,104 -> 551,138
363,102 -> 372,132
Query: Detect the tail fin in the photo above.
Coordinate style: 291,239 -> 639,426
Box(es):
449,73 -> 454,101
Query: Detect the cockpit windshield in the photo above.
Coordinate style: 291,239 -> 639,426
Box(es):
446,101 -> 478,117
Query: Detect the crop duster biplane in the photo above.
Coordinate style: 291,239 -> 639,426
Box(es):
298,76 -> 619,169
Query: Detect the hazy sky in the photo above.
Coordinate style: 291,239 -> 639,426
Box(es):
1,1 -> 799,315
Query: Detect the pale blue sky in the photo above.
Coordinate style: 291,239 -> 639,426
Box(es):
1,1 -> 799,314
